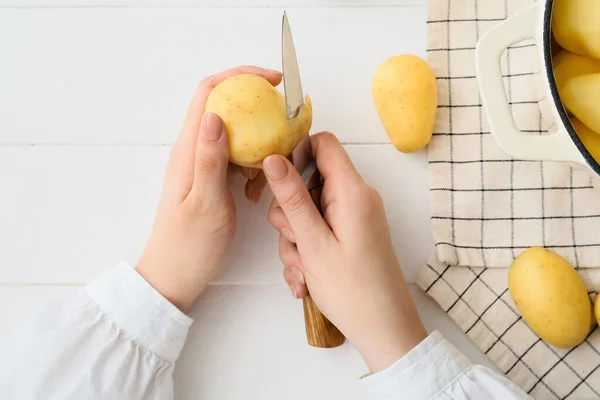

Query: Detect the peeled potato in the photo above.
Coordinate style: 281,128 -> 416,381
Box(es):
562,73 -> 600,134
552,50 -> 600,92
372,55 -> 437,153
205,74 -> 312,168
571,118 -> 600,163
552,0 -> 600,59
509,247 -> 591,349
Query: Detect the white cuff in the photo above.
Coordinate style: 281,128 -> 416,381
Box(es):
360,331 -> 472,399
85,262 -> 193,363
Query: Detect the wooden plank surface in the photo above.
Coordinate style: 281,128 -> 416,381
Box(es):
0,1 -> 426,7
0,6 -> 425,144
0,145 -> 432,284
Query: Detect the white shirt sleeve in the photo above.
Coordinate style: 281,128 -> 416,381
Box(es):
0,262 -> 193,400
0,263 -> 530,400
360,331 -> 532,400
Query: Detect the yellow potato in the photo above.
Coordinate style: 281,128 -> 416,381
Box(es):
571,118 -> 600,164
508,247 -> 591,349
551,33 -> 562,57
372,55 -> 437,153
552,0 -> 600,59
205,74 -> 312,168
595,295 -> 600,327
562,73 -> 600,134
552,50 -> 600,92
592,298 -> 598,329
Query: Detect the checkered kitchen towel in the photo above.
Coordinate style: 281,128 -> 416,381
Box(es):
416,0 -> 600,398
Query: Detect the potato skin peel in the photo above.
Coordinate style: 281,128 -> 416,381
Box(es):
205,74 -> 312,169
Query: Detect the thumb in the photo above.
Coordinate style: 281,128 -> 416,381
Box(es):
263,155 -> 332,250
191,113 -> 230,203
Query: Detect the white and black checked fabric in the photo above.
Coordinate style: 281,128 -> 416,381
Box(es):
416,0 -> 600,398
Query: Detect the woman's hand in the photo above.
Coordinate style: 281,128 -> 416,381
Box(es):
264,132 -> 427,373
136,66 -> 282,312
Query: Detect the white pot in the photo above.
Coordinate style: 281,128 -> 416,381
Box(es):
475,0 -> 600,178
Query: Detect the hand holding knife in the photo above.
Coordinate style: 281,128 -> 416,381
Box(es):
281,12 -> 345,349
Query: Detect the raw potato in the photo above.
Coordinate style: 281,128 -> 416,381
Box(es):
508,247 -> 591,349
205,74 -> 312,168
595,295 -> 600,327
553,0 -> 600,59
592,298 -> 598,329
551,33 -> 562,57
552,50 -> 600,92
372,55 -> 437,153
562,73 -> 600,134
571,118 -> 600,164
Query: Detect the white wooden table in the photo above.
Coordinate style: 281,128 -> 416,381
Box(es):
0,1 -> 495,398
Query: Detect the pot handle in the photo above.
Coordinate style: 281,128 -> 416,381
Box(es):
475,2 -> 583,164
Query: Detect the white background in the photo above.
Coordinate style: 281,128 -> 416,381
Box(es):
0,1 -> 495,398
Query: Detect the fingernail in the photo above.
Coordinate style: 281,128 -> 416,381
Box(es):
281,227 -> 296,243
263,156 -> 287,181
202,113 -> 222,142
291,287 -> 298,299
292,267 -> 305,285
267,69 -> 282,75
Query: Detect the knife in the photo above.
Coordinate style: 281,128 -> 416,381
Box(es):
281,11 -> 345,349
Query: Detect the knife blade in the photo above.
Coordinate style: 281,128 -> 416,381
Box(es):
281,12 -> 320,192
282,12 -> 304,120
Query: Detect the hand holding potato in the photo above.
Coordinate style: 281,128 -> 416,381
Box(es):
204,72 -> 313,202
136,66 -> 282,311
205,74 -> 312,169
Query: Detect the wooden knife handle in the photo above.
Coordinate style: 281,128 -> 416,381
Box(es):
301,181 -> 345,348
302,293 -> 345,348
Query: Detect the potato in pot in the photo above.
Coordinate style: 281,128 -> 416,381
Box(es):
552,50 -> 600,93
571,118 -> 600,164
553,0 -> 600,60
561,73 -> 600,135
